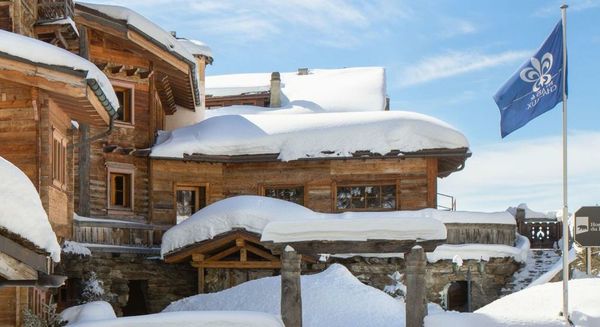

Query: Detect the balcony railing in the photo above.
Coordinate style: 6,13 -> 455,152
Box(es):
437,192 -> 456,211
37,0 -> 73,23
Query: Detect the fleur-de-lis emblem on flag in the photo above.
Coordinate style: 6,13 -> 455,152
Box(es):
519,52 -> 553,92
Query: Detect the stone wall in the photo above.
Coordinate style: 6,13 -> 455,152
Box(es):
57,252 -> 197,316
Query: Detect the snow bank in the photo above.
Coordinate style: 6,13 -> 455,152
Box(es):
0,156 -> 60,261
507,203 -> 549,219
61,301 -> 116,325
206,67 -> 386,112
65,309 -> 281,327
62,241 -> 91,256
164,264 -> 405,327
152,111 -> 468,161
427,278 -> 600,327
0,29 -> 118,112
161,196 -> 450,257
261,217 -> 446,243
427,235 -> 530,263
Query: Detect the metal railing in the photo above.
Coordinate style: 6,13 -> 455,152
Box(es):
37,0 -> 73,23
437,192 -> 456,211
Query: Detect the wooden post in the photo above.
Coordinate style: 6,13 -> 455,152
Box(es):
281,246 -> 302,327
198,267 -> 205,294
77,123 -> 91,216
406,246 -> 427,327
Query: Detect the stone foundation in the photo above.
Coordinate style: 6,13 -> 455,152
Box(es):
57,252 -> 197,316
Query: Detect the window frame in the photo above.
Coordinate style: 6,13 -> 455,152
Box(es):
106,162 -> 135,214
111,79 -> 135,126
51,127 -> 67,190
260,184 -> 306,206
173,183 -> 209,224
332,180 -> 399,212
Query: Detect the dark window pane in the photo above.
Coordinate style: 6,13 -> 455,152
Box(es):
264,186 -> 304,205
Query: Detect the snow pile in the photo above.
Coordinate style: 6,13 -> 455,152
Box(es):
161,196 -> 448,257
206,67 -> 386,112
0,29 -> 118,112
261,217 -> 446,243
427,278 -> 600,327
0,156 -> 60,261
507,203 -> 550,219
61,301 -> 116,325
417,208 -> 515,225
177,38 -> 212,59
66,311 -> 283,327
62,241 -> 91,256
427,234 -> 530,263
152,111 -> 468,161
527,247 -> 577,288
164,264 -> 405,327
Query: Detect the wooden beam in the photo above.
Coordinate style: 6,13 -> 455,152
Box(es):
240,248 -> 247,262
0,252 -> 38,280
245,243 -> 279,262
109,64 -> 124,74
191,261 -> 281,269
197,267 -> 205,294
263,239 -> 445,255
127,30 -> 189,73
164,230 -> 262,263
281,248 -> 302,327
126,67 -> 139,76
85,85 -> 112,125
205,246 -> 241,262
138,69 -> 153,79
0,234 -> 49,273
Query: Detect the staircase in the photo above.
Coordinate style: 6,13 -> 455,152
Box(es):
501,249 -> 562,295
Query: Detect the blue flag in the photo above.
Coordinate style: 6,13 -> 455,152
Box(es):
494,20 -> 567,138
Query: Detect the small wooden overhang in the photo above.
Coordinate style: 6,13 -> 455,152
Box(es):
74,4 -> 200,111
0,52 -> 114,126
164,230 -> 315,293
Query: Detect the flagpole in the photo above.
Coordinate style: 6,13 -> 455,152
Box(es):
560,3 -> 570,323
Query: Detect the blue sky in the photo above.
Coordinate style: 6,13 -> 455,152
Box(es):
91,0 -> 599,213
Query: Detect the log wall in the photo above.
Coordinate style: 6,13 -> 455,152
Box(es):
150,157 -> 438,226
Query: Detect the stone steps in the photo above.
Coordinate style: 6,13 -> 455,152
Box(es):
501,249 -> 562,295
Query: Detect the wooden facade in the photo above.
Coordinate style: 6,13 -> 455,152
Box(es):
150,156 -> 456,227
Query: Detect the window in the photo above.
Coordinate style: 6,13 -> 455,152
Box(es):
106,162 -> 135,212
52,128 -> 67,188
175,185 -> 207,223
336,184 -> 396,211
112,80 -> 135,124
263,186 -> 304,205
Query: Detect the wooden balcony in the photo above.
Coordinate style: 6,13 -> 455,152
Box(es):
37,0 -> 73,23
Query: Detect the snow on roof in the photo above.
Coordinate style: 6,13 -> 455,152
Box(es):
177,38 -> 213,59
426,278 -> 600,327
77,3 -> 196,64
164,264 -> 409,327
62,302 -> 282,327
0,29 -> 118,113
261,218 -> 446,243
0,156 -> 60,261
427,234 -> 530,263
507,203 -> 551,219
151,111 -> 469,161
206,67 -> 386,112
416,208 -> 516,225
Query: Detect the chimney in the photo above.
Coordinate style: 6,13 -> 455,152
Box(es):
170,31 -> 177,38
297,68 -> 309,75
515,208 -> 526,222
270,72 -> 281,108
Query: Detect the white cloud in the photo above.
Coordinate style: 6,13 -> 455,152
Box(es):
397,50 -> 530,87
439,131 -> 600,212
440,19 -> 477,38
535,0 -> 600,17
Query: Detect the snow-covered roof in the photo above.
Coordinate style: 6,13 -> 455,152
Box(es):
177,38 -> 213,60
164,264 -> 409,327
206,67 -> 386,112
0,156 -> 60,262
152,111 -> 469,161
157,195 -> 524,257
0,29 -> 118,115
507,203 -> 551,220
427,234 -> 529,263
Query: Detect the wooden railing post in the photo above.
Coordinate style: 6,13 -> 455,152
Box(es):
281,245 -> 302,327
406,245 -> 427,327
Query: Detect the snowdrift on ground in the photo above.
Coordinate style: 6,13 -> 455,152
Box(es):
426,278 -> 600,327
164,264 -> 405,327
61,301 -> 117,325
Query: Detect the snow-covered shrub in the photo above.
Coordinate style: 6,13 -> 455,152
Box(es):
23,297 -> 66,327
383,271 -> 406,299
80,272 -> 109,304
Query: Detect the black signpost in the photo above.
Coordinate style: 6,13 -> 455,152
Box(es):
574,206 -> 600,274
